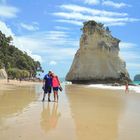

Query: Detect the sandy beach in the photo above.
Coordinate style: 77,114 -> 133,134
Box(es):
0,79 -> 41,91
0,83 -> 140,140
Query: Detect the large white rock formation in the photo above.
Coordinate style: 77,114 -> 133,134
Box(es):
66,21 -> 130,83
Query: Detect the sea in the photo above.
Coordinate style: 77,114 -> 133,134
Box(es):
132,81 -> 140,85
61,79 -> 140,94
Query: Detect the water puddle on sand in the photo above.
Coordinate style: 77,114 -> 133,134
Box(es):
1,84 -> 140,140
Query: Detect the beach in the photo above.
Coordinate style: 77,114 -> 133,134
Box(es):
0,82 -> 140,140
0,79 -> 41,91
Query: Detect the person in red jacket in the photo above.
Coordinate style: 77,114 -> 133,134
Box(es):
51,72 -> 62,102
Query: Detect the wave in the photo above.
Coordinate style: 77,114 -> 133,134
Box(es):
87,84 -> 140,93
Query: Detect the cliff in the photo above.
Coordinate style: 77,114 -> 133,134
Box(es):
66,20 -> 130,84
0,69 -> 7,79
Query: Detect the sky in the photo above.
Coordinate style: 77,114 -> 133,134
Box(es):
0,0 -> 140,80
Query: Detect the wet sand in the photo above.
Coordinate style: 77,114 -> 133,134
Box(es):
0,84 -> 140,140
0,79 -> 41,90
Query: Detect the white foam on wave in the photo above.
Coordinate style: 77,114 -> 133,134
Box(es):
62,81 -> 72,85
87,84 -> 140,93
130,86 -> 140,93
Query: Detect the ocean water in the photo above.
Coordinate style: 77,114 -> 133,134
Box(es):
131,81 -> 140,85
59,77 -> 65,82
88,84 -> 140,93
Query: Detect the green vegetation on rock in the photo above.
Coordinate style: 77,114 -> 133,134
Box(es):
0,31 -> 42,79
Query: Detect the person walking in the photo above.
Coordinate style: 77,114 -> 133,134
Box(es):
125,80 -> 129,93
51,73 -> 62,102
42,71 -> 52,102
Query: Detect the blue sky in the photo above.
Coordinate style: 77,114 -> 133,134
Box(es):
0,0 -> 140,79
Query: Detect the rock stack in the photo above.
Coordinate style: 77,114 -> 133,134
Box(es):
66,20 -> 130,84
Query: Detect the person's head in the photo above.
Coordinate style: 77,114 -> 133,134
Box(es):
51,72 -> 56,77
48,70 -> 52,76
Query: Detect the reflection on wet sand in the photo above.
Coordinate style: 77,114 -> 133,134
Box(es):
0,86 -> 37,120
1,84 -> 140,140
0,85 -> 76,140
40,102 -> 61,133
65,85 -> 125,140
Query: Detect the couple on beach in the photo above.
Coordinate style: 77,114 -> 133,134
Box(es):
42,71 -> 62,102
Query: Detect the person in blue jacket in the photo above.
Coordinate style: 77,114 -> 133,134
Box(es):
42,71 -> 52,102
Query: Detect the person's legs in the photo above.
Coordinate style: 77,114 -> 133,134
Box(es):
42,92 -> 46,101
54,92 -> 58,102
125,88 -> 129,93
125,84 -> 129,93
48,93 -> 51,102
56,91 -> 59,102
53,87 -> 59,102
54,91 -> 56,102
47,86 -> 52,102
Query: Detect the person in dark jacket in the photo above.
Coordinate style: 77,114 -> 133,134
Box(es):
42,71 -> 52,102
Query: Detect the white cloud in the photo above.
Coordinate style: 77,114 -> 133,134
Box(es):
127,63 -> 140,68
54,12 -> 139,26
0,20 -> 15,37
105,22 -> 126,26
119,42 -> 140,78
120,42 -> 137,49
20,23 -> 39,31
15,31 -> 78,61
0,5 -> 19,18
0,21 -> 78,63
54,26 -> 70,30
60,4 -> 128,17
84,0 -> 100,5
53,4 -> 140,26
56,19 -> 82,26
49,61 -> 57,65
13,36 -> 42,51
25,49 -> 42,62
120,53 -> 140,78
119,42 -> 139,64
31,54 -> 42,62
45,47 -> 77,60
0,20 -> 42,62
102,0 -> 131,8
57,19 -> 127,27
120,51 -> 140,61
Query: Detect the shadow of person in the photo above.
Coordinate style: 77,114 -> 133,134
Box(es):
40,102 -> 61,133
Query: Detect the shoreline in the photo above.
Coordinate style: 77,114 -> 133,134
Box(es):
0,79 -> 140,93
1,79 -> 140,94
0,79 -> 42,90
64,83 -> 140,94
86,84 -> 140,93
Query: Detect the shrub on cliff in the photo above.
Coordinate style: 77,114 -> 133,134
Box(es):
7,68 -> 30,79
